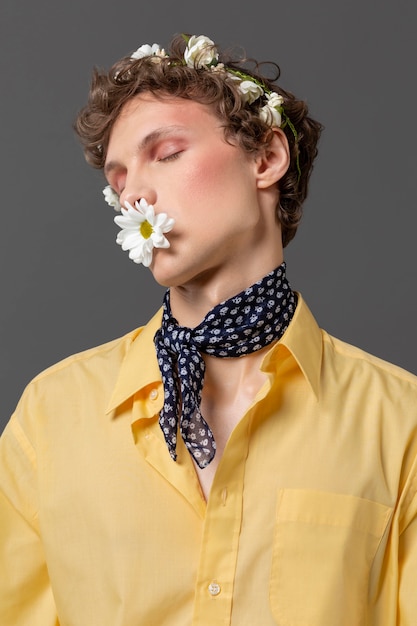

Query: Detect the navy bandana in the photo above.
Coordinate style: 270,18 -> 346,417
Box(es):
153,262 -> 297,468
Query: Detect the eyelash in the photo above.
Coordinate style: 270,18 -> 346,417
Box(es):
159,151 -> 182,162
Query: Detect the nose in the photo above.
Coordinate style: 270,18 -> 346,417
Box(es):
119,172 -> 157,209
121,190 -> 157,210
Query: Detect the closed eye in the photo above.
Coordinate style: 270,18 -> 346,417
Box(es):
159,151 -> 182,162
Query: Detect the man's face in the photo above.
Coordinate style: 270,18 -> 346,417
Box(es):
105,93 -> 280,290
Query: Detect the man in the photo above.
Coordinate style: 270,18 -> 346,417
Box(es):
1,34 -> 416,625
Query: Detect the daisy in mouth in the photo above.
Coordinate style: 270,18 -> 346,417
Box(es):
113,198 -> 175,267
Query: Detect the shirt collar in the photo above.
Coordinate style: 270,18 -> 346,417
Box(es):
268,292 -> 322,399
106,307 -> 163,413
106,292 -> 323,413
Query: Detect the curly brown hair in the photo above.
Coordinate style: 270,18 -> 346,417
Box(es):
74,34 -> 323,247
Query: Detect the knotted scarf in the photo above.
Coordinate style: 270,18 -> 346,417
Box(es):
153,262 -> 297,468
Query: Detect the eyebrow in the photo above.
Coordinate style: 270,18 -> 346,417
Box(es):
104,125 -> 187,177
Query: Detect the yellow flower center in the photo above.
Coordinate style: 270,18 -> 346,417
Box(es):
140,220 -> 153,239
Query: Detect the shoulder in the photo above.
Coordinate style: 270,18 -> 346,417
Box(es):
30,328 -> 143,386
320,330 -> 417,420
12,327 -> 145,419
323,330 -> 417,388
283,294 -> 417,405
9,306 -> 164,432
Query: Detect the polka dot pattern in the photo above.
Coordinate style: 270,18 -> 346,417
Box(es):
153,262 -> 297,468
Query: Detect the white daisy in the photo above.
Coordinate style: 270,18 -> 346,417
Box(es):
103,185 -> 121,211
114,198 -> 175,267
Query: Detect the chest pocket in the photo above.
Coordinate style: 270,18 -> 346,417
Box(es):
269,489 -> 392,626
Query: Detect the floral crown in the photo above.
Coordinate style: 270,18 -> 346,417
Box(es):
130,34 -> 295,132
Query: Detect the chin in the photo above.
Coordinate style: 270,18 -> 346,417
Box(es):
149,244 -> 223,289
149,257 -> 203,290
148,252 -> 183,288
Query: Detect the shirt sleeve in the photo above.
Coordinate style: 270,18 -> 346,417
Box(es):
0,415 -> 59,626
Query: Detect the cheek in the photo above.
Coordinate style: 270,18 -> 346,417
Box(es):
181,159 -> 224,195
179,152 -> 245,204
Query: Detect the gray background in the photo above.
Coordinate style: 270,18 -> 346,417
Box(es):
1,0 -> 416,431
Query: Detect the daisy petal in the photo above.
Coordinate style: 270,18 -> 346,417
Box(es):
114,198 -> 175,267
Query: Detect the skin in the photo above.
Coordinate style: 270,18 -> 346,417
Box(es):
105,93 -> 290,497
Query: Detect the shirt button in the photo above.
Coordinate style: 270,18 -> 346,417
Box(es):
149,389 -> 158,400
208,582 -> 221,596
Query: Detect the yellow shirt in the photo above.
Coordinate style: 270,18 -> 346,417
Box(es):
1,295 -> 416,626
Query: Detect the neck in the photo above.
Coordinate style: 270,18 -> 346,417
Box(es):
169,255 -> 284,328
154,259 -> 296,470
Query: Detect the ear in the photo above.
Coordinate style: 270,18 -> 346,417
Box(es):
254,128 -> 290,189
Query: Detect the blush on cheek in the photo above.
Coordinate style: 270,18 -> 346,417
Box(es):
181,161 -> 216,193
182,152 -> 237,199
